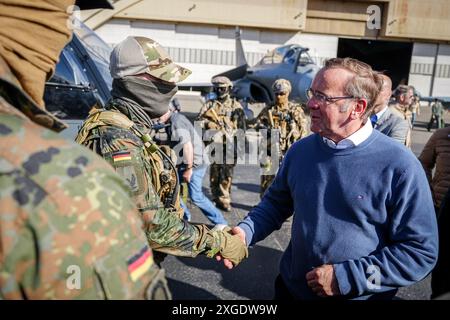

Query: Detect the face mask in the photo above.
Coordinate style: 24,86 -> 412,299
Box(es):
0,0 -> 74,108
111,76 -> 178,119
214,86 -> 229,99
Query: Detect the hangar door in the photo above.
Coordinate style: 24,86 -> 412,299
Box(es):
337,38 -> 413,89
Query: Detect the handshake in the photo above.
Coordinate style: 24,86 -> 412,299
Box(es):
207,226 -> 248,269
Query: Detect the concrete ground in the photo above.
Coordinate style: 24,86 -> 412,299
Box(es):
162,94 -> 449,300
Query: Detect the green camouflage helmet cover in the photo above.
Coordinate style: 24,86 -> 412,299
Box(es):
211,76 -> 233,88
110,36 -> 191,83
272,79 -> 291,94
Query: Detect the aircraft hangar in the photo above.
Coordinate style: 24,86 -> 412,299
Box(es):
81,0 -> 450,98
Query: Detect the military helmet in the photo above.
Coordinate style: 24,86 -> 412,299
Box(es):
212,76 -> 233,88
272,79 -> 291,94
110,36 -> 191,83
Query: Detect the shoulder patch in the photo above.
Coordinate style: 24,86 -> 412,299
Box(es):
127,246 -> 154,282
112,151 -> 132,163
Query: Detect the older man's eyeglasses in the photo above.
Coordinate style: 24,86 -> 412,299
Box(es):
307,89 -> 355,104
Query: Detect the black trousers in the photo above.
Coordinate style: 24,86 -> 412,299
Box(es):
273,274 -> 397,300
431,188 -> 450,299
273,274 -> 295,300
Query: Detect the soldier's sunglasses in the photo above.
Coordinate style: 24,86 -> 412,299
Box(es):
275,92 -> 287,96
307,89 -> 355,104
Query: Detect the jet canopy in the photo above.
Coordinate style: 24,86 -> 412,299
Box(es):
257,44 -> 314,66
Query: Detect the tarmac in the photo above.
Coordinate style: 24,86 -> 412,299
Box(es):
162,93 -> 449,300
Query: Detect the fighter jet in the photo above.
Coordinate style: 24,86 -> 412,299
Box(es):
179,27 -> 320,105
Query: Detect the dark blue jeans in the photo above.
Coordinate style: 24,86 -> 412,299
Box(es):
179,165 -> 228,225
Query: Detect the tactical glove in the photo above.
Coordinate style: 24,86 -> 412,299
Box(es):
205,230 -> 248,266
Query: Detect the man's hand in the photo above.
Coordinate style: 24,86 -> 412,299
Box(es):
216,226 -> 246,269
306,264 -> 340,297
182,168 -> 193,183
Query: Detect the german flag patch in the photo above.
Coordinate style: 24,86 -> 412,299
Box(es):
127,246 -> 154,282
112,151 -> 132,163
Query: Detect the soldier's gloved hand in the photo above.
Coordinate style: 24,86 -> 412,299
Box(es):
206,228 -> 248,267
216,230 -> 248,266
207,122 -> 219,130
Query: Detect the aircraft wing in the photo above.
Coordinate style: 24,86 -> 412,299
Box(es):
177,63 -> 249,95
214,64 -> 249,82
420,96 -> 450,109
177,82 -> 212,95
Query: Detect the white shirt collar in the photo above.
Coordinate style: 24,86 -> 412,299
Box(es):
322,120 -> 373,149
375,106 -> 388,119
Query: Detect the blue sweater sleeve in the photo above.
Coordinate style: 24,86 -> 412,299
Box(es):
238,148 -> 295,246
333,164 -> 439,296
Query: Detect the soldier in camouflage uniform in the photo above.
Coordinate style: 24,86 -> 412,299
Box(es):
0,0 -> 171,299
197,76 -> 246,212
251,79 -> 308,197
76,37 -> 247,264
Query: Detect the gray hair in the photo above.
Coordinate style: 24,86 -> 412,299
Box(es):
324,58 -> 382,119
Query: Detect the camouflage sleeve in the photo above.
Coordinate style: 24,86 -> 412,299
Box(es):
233,102 -> 246,130
103,139 -> 216,257
253,106 -> 270,130
197,102 -> 218,130
143,208 -> 215,257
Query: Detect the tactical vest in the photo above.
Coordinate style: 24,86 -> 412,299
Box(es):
200,98 -> 244,132
76,109 -> 183,218
263,102 -> 307,154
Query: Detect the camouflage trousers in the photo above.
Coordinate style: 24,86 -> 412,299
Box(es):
260,174 -> 275,198
210,163 -> 235,210
259,155 -> 281,198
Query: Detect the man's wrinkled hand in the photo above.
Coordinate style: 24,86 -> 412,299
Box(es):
306,264 -> 340,297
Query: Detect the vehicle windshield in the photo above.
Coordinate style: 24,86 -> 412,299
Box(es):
73,19 -> 113,90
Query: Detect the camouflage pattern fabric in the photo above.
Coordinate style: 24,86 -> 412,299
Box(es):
0,92 -> 170,299
197,96 -> 245,210
211,76 -> 233,88
272,79 -> 291,94
76,103 -> 221,258
111,36 -> 191,84
260,174 -> 275,198
251,101 -> 309,196
209,163 -> 234,209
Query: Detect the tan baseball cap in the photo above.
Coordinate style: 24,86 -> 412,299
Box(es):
110,36 -> 191,83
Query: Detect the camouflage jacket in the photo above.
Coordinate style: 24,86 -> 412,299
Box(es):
252,101 -> 308,155
0,64 -> 168,298
197,96 -> 246,135
75,100 -> 219,257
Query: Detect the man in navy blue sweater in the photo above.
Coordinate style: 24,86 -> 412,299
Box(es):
220,58 -> 438,300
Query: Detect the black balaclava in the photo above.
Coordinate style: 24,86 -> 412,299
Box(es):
214,86 -> 230,101
111,76 -> 178,119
